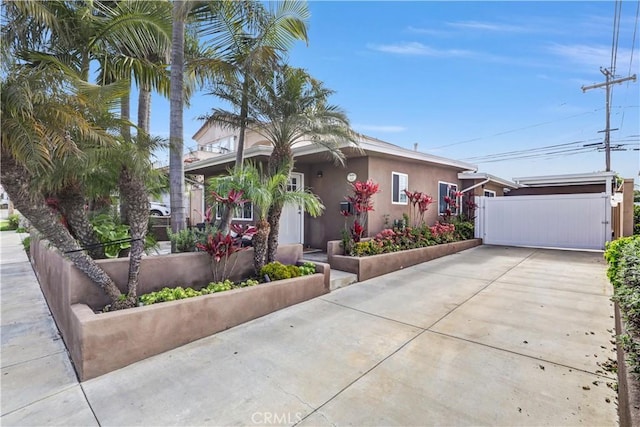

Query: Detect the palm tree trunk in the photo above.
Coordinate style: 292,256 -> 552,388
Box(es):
121,95 -> 131,141
1,151 -> 124,305
234,76 -> 250,168
252,219 -> 269,273
119,167 -> 149,301
120,93 -> 131,224
169,0 -> 187,243
138,83 -> 151,134
266,202 -> 283,263
266,146 -> 293,263
56,183 -> 105,260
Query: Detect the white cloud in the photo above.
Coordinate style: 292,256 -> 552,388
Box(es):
355,124 -> 407,133
406,26 -> 451,37
446,20 -> 530,32
367,42 -> 473,57
547,43 -> 634,69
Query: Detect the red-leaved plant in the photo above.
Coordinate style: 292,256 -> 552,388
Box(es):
442,191 -> 462,222
195,189 -> 254,282
340,179 -> 381,254
404,190 -> 434,228
429,221 -> 456,243
196,231 -> 248,282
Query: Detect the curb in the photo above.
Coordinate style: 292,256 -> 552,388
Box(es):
615,302 -> 640,427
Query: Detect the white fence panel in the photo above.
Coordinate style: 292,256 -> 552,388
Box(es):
476,193 -> 608,250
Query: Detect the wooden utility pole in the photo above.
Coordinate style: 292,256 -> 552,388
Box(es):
581,68 -> 636,171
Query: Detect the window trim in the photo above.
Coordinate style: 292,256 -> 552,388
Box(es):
391,172 -> 409,205
215,202 -> 253,221
438,181 -> 459,215
483,189 -> 496,198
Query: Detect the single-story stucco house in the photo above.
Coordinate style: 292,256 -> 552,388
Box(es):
184,123 -> 518,249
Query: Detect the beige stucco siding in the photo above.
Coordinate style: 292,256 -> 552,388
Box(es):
297,157 -> 368,249
367,156 -> 461,236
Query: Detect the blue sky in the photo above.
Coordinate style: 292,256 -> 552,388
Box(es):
145,1 -> 639,183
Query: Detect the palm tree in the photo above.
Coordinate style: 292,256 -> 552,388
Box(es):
207,163 -> 323,272
206,64 -> 357,262
1,66 -> 126,306
200,0 -> 309,168
2,0 -> 173,309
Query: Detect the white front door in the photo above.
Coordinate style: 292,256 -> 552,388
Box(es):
278,173 -> 304,244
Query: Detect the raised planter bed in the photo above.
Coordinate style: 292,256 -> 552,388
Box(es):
30,237 -> 329,381
327,238 -> 482,282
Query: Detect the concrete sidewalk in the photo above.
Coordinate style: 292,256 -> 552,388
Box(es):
1,236 -> 617,426
0,231 -> 97,425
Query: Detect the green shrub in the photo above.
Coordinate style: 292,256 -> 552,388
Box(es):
15,226 -> 27,233
7,214 -> 20,230
634,205 -> 640,235
451,220 -> 474,240
604,236 -> 638,286
167,227 -> 198,252
605,236 -> 640,377
138,278 -> 262,306
260,261 -> 301,281
352,240 -> 385,256
22,236 -> 31,253
299,262 -> 316,276
91,214 -> 131,258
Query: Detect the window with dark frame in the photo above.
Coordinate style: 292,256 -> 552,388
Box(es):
438,182 -> 458,215
392,172 -> 408,204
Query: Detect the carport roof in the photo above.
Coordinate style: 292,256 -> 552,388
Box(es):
458,172 -> 519,189
512,171 -> 617,186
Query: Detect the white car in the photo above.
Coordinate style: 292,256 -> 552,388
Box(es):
150,202 -> 171,217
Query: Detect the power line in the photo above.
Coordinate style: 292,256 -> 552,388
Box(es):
471,143 -> 638,164
429,109 -> 603,150
461,138 -> 599,161
620,0 -> 640,130
611,0 -> 623,76
462,136 -> 638,162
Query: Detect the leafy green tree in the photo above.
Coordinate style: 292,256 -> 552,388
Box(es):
186,0 -> 308,237
208,163 -> 323,272
2,0 -> 172,309
1,67 -> 125,304
206,64 -> 357,261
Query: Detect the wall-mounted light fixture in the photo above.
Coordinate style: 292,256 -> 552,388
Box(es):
317,171 -> 323,178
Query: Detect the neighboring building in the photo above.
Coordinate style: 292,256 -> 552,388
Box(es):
185,123 -> 515,249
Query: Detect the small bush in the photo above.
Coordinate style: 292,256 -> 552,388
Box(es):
22,236 -> 31,253
7,214 -> 20,230
634,205 -> 640,235
260,261 -> 302,281
452,220 -> 474,240
299,262 -> 316,276
15,226 -> 27,233
167,227 -> 198,252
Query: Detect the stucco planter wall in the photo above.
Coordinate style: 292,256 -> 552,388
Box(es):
327,238 -> 482,282
31,237 -> 329,380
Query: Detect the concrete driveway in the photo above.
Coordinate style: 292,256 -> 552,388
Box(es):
2,240 -> 617,426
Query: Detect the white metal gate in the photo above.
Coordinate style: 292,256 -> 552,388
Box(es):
475,193 -> 609,250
